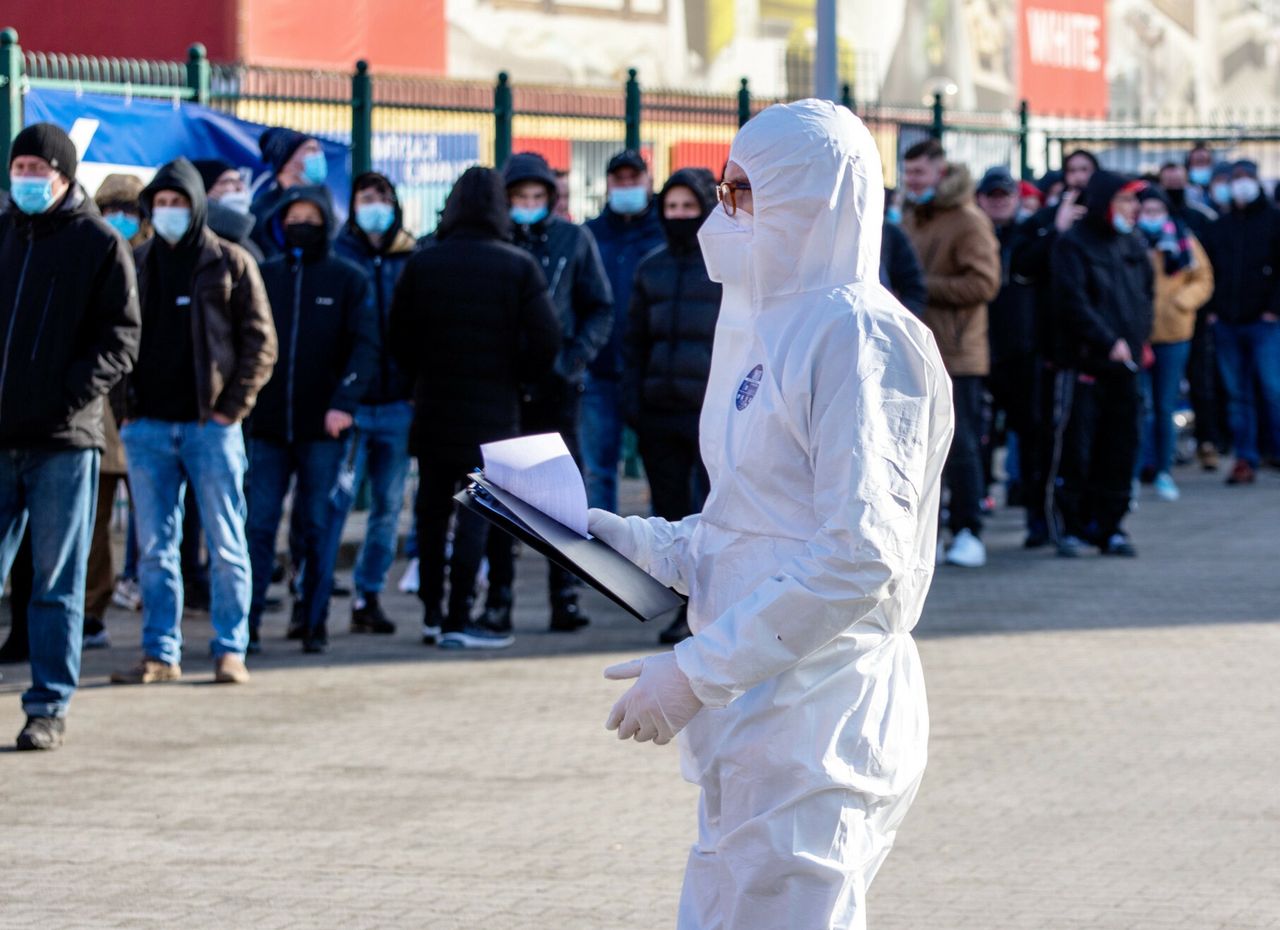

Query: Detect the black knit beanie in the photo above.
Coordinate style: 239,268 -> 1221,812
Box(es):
10,123 -> 78,180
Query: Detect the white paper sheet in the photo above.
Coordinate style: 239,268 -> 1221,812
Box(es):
480,433 -> 590,537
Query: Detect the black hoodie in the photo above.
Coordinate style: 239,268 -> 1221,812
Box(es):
388,167 -> 560,457
1050,171 -> 1154,372
254,186 -> 379,442
622,168 -> 722,422
0,183 -> 140,450
503,152 -> 613,389
1202,186 -> 1280,325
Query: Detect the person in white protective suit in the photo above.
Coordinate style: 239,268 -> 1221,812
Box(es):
591,99 -> 955,930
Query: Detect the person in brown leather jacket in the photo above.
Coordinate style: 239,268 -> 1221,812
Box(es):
902,139 -> 1001,568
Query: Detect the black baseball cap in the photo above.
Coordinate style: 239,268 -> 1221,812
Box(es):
977,166 -> 1018,196
606,150 -> 647,174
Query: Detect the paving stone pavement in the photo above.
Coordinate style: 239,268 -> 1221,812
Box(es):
1,466 -> 1278,929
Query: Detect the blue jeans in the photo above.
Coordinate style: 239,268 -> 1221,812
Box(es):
121,419 -> 251,663
313,402 -> 412,609
0,448 -> 97,717
1214,320 -> 1280,466
246,438 -> 345,633
1139,340 -> 1192,474
581,374 -> 623,512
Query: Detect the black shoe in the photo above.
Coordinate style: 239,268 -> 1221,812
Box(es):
480,602 -> 513,633
247,626 -> 262,656
439,623 -> 515,650
350,593 -> 396,635
16,715 -> 65,751
302,627 -> 329,654
330,582 -> 352,598
286,601 -> 306,640
658,616 -> 692,645
82,616 -> 111,650
422,607 -> 443,645
1100,532 -> 1137,557
0,633 -> 29,664
549,601 -> 590,633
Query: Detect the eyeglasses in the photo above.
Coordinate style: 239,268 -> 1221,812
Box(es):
716,180 -> 752,216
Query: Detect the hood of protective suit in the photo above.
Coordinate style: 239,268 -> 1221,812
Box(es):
709,98 -> 884,301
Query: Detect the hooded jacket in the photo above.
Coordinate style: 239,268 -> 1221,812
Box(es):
254,186 -> 378,443
1050,171 -> 1155,372
504,152 -> 614,389
131,158 -> 278,424
902,163 -> 1001,376
1202,188 -> 1280,326
388,167 -> 560,457
988,217 -> 1041,366
0,183 -> 140,451
585,180 -> 667,380
608,101 -> 953,930
334,173 -> 417,406
622,169 -> 722,422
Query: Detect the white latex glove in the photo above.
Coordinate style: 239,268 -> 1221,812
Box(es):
604,653 -> 703,745
588,508 -> 647,566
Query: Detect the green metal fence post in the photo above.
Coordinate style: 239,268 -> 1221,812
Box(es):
186,43 -> 210,106
0,28 -> 21,192
840,82 -> 855,112
625,68 -> 641,151
737,77 -> 751,128
494,71 -> 512,168
351,59 -> 372,176
931,92 -> 945,140
1018,98 -> 1030,179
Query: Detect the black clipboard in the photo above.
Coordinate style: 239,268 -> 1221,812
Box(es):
454,472 -> 686,625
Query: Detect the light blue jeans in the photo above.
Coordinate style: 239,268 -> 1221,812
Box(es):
0,448 -> 97,717
122,419 -> 251,663
581,374 -> 623,513
347,402 -> 413,593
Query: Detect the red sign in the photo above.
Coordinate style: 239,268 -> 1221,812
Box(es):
1018,0 -> 1108,116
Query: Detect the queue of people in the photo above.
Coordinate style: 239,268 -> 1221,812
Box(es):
1,114 -> 1277,752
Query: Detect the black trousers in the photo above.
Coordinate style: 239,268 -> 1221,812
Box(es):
485,381 -> 582,609
415,451 -> 489,632
1049,368 -> 1140,543
1189,311 -> 1228,450
637,412 -> 709,521
989,355 -> 1049,529
946,375 -> 986,536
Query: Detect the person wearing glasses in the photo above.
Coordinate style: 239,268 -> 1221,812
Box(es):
590,100 -> 953,930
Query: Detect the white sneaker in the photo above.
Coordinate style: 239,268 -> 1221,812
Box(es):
398,557 -> 420,594
1153,471 -> 1180,502
421,622 -> 442,645
111,578 -> 142,611
945,529 -> 987,568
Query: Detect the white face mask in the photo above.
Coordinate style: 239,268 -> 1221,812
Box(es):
217,190 -> 252,215
1231,177 -> 1261,206
697,206 -> 754,288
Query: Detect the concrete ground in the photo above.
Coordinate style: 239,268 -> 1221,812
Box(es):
0,466 -> 1278,929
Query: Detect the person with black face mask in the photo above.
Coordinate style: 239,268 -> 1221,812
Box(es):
112,157 -> 277,688
622,168 -> 722,645
248,187 -> 379,653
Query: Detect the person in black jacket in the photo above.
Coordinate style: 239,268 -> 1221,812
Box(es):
485,152 -> 613,633
1202,159 -> 1280,485
622,168 -> 720,645
250,127 -> 332,259
0,123 -> 141,750
248,186 -> 378,653
389,167 -> 560,649
1049,170 -> 1153,558
193,159 -> 265,263
976,166 -> 1047,545
879,206 -> 927,316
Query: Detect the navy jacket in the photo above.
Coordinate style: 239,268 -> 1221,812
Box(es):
585,201 -> 666,380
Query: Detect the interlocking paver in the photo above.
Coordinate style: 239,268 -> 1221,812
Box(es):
1,467 -> 1277,929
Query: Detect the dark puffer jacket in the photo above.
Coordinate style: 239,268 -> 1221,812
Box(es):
388,167 -> 560,458
1050,171 -> 1154,373
1202,191 -> 1280,325
334,172 -> 417,405
254,186 -> 378,443
0,185 -> 140,450
504,152 -> 613,389
622,169 -> 721,423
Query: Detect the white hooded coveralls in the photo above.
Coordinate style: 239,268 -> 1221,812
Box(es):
618,101 -> 954,929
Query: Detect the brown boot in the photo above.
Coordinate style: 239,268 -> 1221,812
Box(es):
1197,442 -> 1220,471
214,654 -> 251,685
110,657 -> 182,685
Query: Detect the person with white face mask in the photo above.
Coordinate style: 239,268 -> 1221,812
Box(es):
591,100 -> 953,930
193,159 -> 265,263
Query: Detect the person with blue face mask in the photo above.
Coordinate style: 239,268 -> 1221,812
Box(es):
582,150 -> 666,519
0,123 -> 142,750
249,127 -> 333,259
318,171 -> 419,638
111,157 -> 276,689
1185,142 -> 1216,209
1048,171 -> 1152,558
490,151 -> 613,635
